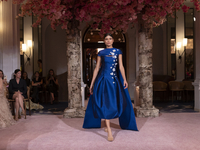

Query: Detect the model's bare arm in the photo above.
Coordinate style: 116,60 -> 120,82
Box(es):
90,56 -> 101,94
118,54 -> 128,89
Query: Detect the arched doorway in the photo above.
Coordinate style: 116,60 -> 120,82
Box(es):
82,28 -> 126,98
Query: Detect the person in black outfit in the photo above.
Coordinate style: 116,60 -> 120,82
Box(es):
9,69 -> 27,121
46,69 -> 58,104
31,71 -> 43,103
38,59 -> 43,77
22,72 -> 31,87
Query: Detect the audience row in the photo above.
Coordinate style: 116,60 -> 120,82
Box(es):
0,69 -> 59,121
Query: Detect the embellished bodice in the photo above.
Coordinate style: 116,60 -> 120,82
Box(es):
97,48 -> 122,84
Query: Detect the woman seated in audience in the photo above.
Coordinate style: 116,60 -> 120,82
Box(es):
0,70 -> 15,128
22,71 -> 31,87
46,69 -> 59,104
9,69 -> 27,121
31,71 -> 43,103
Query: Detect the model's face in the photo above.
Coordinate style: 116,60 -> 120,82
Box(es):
104,35 -> 114,47
15,71 -> 21,78
0,71 -> 3,79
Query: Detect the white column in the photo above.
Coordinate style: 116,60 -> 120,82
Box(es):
193,10 -> 200,112
176,10 -> 185,81
0,1 -> 20,81
80,30 -> 86,107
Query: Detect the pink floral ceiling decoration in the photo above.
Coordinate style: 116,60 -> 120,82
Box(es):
2,0 -> 200,34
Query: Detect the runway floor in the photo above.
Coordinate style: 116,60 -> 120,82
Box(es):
0,112 -> 200,150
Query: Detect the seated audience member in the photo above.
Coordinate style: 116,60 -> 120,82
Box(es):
22,71 -> 31,87
9,69 -> 27,121
0,70 -> 15,128
38,59 -> 43,77
46,69 -> 59,104
31,71 -> 43,103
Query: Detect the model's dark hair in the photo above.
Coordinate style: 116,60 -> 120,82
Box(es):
14,69 -> 21,78
0,70 -> 4,79
104,33 -> 113,39
15,69 -> 21,74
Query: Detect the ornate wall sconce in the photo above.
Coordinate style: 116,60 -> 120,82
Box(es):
22,40 -> 32,65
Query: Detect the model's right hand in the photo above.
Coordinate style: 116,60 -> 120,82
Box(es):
89,86 -> 93,95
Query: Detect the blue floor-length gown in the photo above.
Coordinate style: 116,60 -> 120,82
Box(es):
83,48 -> 138,131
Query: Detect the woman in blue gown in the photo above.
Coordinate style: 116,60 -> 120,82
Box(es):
83,33 -> 138,141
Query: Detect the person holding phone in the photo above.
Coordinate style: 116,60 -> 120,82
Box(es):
31,71 -> 43,103
46,69 -> 59,104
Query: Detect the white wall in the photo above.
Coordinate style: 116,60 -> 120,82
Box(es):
0,1 -> 20,81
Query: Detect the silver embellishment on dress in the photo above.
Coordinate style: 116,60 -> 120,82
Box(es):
112,77 -> 114,79
110,52 -> 114,55
110,72 -> 113,75
113,50 -> 116,52
115,63 -> 117,65
113,82 -> 115,84
113,55 -> 117,58
113,68 -> 115,71
112,64 -> 114,66
110,67 -> 112,69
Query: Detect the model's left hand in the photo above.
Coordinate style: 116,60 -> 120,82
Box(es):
124,80 -> 128,89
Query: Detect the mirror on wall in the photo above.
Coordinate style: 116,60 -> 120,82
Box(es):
167,15 -> 176,79
32,15 -> 43,77
184,8 -> 194,80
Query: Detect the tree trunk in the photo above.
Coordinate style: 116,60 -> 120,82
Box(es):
63,22 -> 85,118
135,23 -> 159,117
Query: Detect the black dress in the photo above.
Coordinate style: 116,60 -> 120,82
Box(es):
47,77 -> 58,96
31,77 -> 42,103
23,78 -> 31,87
9,79 -> 27,99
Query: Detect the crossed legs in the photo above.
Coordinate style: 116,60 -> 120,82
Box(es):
13,93 -> 25,121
